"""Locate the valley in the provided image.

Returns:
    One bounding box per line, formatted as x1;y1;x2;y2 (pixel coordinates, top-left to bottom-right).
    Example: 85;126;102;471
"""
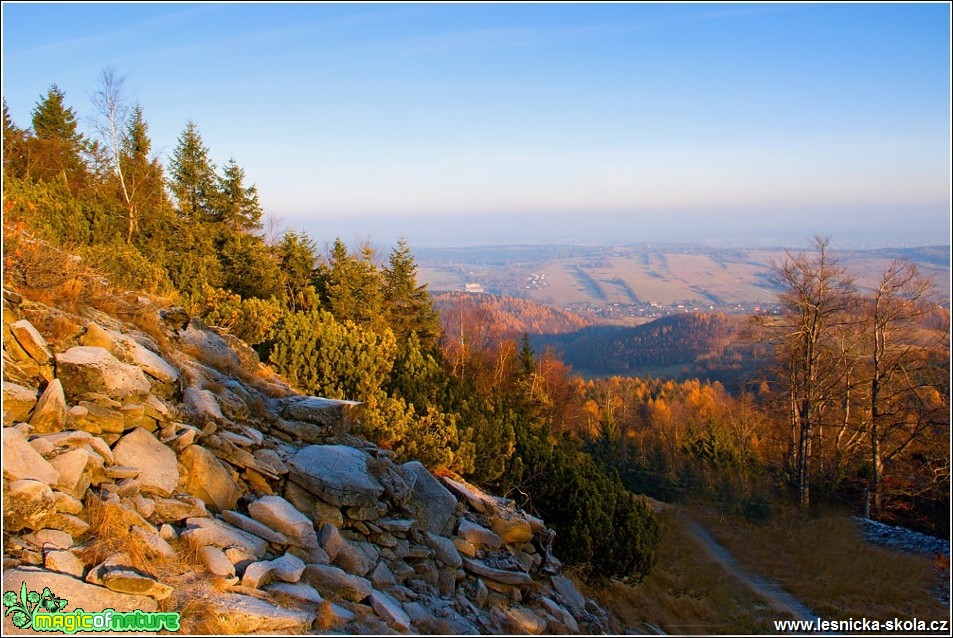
418;243;950;326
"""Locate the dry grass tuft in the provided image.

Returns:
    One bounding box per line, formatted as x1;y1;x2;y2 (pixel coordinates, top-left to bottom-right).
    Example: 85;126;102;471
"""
314;599;344;632
78;495;152;569
122;304;174;355
3;224;113;312
174;585;235;635
79;494;206;585
80;494;241;634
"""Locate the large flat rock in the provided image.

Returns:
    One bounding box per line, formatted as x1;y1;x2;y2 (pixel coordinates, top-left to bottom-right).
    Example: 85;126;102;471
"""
201;593;313;634
112;428;179;497
288;445;383;508
247;495;317;548
301;564;372;602
281;396;359;426
55;346;151;402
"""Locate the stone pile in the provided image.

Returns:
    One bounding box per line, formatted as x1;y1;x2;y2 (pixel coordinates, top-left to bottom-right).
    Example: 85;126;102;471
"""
2;288;610;634
853;517;950;558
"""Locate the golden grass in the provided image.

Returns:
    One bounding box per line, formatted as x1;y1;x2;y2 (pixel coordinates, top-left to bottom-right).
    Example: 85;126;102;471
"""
313;599;345;632
176;589;236;635
121;302;174;355
581;509;782;634
79;495;201;576
79;494;250;634
17;309;82;351
3;224;113;312
695;504;950;623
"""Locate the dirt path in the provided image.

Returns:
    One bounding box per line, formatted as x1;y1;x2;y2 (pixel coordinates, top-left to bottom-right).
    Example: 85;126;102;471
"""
675;513;815;622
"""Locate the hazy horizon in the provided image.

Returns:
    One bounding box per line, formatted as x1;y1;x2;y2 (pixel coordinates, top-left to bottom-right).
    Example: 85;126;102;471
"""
287;205;950;251
3;2;950;250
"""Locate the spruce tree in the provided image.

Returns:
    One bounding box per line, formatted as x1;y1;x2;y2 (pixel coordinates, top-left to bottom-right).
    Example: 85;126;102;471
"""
382;236;441;351
213;157;263;233
169;120;216;221
315;238;384;328
277;230;320;311
31;84;82;143
3;98;28;179
28;84;88;190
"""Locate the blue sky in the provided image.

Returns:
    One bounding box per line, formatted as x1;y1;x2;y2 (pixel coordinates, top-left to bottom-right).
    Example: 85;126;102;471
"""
2;2;950;247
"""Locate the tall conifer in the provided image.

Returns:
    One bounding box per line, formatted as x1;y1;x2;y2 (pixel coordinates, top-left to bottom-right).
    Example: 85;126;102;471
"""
169;120;216;221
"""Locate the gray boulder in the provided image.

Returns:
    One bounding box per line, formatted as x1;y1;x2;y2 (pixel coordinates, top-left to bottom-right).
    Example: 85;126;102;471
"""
458;518;504;549
247;495;317;549
402;461;457;535
179;444;241;512
198;545;236;578
221;510;290;545
288;445;384;507
182;387;227;423
183;517;268;558
2;427;60;485
301;563;373;602
264;581;324;604
200;593;313;634
281;396;359;427
370;590;411;631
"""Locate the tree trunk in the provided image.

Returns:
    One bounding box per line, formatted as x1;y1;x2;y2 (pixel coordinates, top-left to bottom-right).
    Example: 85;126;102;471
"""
798;399;811;507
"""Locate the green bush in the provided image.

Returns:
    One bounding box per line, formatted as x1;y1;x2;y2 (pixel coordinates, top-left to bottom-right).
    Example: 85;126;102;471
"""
82;242;171;295
187;285;283;346
501;419;660;581
265;309;397;400
356;391;472;473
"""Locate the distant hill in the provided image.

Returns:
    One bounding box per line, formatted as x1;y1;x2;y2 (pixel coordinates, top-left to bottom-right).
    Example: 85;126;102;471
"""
434;292;592;340
533;312;764;391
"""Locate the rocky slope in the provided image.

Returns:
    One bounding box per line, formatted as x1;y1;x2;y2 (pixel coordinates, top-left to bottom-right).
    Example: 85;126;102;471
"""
1;288;610;634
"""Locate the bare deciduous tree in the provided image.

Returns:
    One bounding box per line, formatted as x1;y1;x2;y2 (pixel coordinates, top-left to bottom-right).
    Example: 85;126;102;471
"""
767;235;857;507
865;258;940;517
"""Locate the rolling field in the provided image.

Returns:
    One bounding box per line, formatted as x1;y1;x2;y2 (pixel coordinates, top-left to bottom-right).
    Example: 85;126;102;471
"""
417;244;949;320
